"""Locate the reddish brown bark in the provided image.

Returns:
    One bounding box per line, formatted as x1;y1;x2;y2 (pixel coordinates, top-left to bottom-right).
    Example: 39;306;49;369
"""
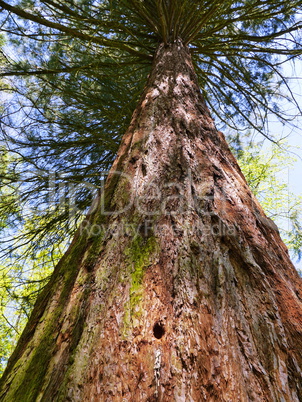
0;40;301;401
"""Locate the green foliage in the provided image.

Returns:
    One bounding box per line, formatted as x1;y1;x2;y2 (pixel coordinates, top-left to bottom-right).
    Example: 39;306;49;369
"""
0;246;63;375
0;268;16;374
0;147;21;230
236;140;302;263
287;210;302;267
0;146;65;373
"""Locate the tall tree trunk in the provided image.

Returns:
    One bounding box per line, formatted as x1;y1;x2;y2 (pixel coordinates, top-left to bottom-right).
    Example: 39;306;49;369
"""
1;40;302;402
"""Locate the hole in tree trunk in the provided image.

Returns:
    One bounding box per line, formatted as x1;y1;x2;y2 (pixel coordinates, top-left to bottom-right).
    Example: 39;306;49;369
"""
153;322;165;339
141;163;147;176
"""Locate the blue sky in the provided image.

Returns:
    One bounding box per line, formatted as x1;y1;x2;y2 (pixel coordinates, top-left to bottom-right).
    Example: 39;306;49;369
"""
270;57;302;270
282;58;302;195
259;56;301;197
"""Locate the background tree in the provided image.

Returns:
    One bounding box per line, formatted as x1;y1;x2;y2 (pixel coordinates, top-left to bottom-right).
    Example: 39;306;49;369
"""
0;1;301;400
235;138;302;266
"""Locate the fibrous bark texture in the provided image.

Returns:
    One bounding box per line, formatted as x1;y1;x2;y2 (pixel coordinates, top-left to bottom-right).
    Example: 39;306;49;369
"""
1;40;302;402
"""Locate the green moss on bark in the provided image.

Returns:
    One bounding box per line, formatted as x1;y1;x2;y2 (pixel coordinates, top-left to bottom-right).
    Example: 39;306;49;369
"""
123;235;157;333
